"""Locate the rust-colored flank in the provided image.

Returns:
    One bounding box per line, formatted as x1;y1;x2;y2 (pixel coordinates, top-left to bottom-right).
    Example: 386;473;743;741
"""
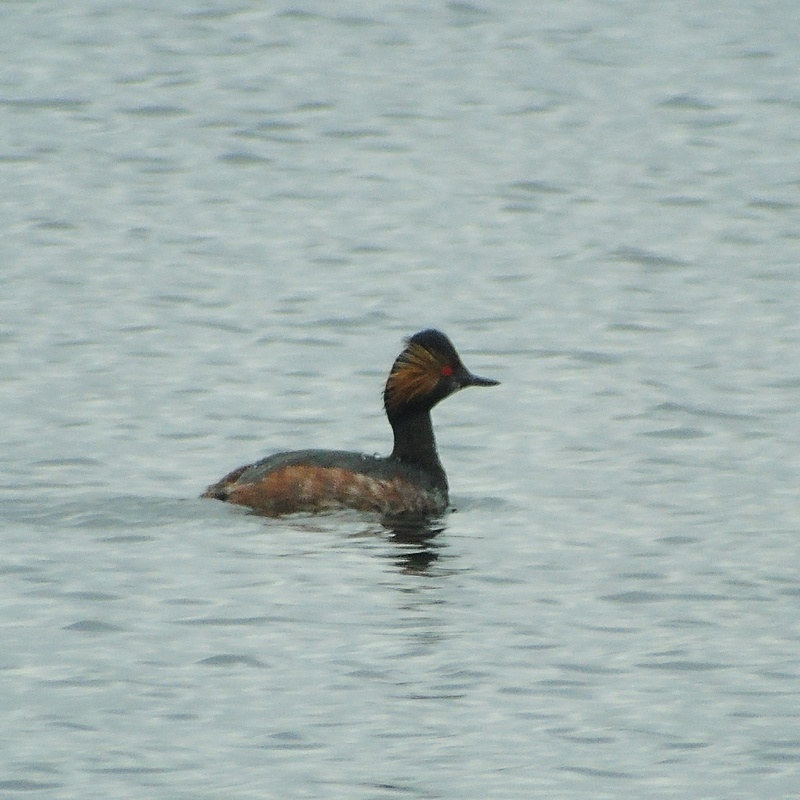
205;465;443;517
202;329;498;517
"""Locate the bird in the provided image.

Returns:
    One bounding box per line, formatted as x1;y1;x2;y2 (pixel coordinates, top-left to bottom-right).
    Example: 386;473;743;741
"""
202;329;498;516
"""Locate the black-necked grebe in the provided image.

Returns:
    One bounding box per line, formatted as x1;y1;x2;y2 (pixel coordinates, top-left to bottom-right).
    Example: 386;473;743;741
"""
202;329;498;516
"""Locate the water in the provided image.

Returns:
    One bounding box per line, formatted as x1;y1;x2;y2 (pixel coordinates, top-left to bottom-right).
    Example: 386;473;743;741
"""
2;1;799;798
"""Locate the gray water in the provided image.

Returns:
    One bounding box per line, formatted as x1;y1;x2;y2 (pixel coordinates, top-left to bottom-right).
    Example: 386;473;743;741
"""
2;1;800;798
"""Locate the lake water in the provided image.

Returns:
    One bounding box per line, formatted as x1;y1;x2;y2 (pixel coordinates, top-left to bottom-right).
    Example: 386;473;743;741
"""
2;1;799;798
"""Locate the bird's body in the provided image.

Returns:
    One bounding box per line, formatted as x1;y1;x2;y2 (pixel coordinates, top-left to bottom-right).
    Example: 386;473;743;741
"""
203;329;498;516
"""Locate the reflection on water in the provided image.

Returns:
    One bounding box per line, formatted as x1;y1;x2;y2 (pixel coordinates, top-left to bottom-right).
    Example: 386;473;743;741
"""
381;514;448;575
283;510;450;574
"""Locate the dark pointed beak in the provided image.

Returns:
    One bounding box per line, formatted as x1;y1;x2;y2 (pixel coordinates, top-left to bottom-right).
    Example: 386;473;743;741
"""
461;370;500;388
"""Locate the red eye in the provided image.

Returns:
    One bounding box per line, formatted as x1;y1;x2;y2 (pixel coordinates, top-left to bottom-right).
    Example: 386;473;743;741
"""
441;365;454;377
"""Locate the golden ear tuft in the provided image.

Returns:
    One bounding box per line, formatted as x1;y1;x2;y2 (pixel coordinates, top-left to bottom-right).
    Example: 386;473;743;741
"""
385;342;446;411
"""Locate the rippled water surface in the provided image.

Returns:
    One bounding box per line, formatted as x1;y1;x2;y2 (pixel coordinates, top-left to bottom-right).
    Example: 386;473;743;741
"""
2;2;800;798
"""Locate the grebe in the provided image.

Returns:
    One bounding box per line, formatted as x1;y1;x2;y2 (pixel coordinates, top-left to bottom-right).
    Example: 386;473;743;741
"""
202;329;498;516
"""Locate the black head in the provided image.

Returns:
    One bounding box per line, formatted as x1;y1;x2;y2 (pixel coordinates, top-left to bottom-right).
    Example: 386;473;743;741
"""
383;329;499;418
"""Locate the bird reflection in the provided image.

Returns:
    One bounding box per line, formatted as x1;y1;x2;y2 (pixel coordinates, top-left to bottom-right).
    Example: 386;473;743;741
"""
256;509;450;576
380;513;447;575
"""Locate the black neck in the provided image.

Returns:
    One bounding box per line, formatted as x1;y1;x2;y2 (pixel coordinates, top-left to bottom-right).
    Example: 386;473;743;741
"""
389;409;447;488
